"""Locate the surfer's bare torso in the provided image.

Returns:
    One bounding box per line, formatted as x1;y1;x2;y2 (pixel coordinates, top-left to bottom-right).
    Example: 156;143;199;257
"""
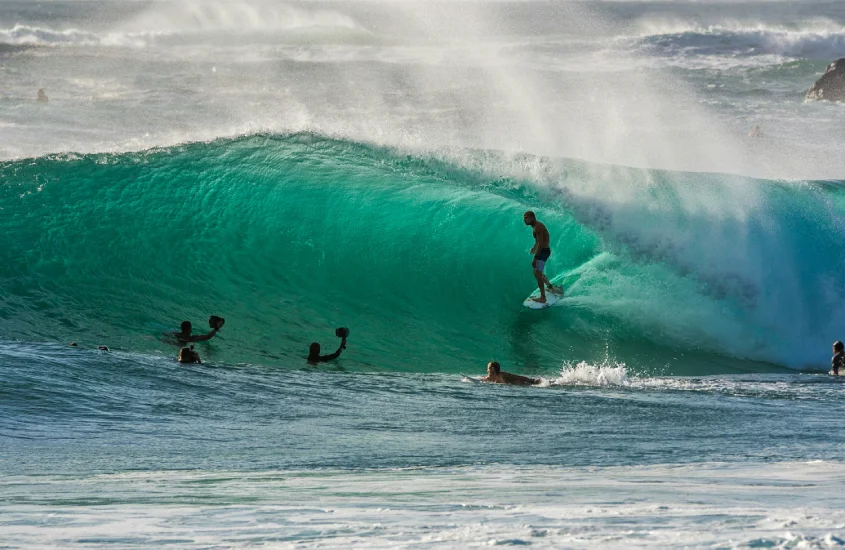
531;221;550;254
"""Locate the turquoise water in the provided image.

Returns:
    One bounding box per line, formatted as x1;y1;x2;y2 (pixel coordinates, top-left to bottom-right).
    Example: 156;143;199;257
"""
2;134;844;372
3;132;845;547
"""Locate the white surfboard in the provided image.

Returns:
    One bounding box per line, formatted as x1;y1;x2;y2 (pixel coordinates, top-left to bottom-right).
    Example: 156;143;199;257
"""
522;287;564;309
461;373;484;383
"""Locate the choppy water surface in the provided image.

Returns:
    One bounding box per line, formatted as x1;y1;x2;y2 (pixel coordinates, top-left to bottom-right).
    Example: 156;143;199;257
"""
2;343;845;547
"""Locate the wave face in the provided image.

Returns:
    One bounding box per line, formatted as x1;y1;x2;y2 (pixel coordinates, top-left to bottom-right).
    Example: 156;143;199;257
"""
1;134;844;373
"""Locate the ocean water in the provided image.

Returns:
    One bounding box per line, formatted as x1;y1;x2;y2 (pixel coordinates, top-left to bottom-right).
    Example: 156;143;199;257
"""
2;0;845;548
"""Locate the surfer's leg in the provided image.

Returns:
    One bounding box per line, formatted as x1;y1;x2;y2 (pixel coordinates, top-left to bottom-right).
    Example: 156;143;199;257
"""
532;271;547;302
532;258;547;302
543;275;562;294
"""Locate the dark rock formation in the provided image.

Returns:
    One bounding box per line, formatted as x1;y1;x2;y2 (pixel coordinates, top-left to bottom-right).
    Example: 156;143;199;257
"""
806;58;845;102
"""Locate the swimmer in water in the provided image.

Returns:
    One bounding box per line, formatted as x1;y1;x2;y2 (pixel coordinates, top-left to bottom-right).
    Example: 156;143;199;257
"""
173;319;221;344
480;361;540;386
832;341;844;376
307;335;347;364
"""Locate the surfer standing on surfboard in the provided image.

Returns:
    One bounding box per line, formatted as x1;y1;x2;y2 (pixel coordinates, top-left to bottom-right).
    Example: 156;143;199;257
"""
523;211;560;303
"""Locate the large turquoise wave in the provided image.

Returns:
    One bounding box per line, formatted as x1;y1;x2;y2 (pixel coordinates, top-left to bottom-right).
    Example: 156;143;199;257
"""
1;133;843;374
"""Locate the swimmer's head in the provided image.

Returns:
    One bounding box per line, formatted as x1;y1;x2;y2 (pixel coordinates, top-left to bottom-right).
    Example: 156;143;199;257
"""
834;341;844;353
309;342;320;358
523;211;536;225
488;361;501;375
180;321;192;333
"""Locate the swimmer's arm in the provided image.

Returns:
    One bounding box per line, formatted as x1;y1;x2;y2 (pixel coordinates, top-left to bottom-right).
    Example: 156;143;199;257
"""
320;341;346;362
192;328;219;342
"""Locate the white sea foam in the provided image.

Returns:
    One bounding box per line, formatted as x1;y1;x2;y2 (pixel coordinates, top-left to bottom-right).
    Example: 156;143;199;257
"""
632;20;845;60
634;18;845;39
2;462;843;548
0;3;368;49
0;24;103;47
0;24;160;48
546;360;631;387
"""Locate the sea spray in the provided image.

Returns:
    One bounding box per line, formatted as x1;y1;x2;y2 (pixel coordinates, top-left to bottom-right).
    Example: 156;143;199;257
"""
546;361;631;387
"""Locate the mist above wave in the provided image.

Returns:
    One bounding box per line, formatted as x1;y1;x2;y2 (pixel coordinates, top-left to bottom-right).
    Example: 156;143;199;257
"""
120;1;367;34
2;0;845;181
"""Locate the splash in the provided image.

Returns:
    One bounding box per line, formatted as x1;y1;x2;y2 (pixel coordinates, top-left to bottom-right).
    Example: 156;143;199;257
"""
547;361;631;387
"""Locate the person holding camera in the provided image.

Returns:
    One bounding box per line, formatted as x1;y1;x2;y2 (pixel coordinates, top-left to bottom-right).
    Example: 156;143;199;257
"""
174;315;225;344
308;327;349;363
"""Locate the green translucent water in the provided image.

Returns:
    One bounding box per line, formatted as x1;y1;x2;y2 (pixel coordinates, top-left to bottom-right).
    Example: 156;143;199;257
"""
1;133;842;373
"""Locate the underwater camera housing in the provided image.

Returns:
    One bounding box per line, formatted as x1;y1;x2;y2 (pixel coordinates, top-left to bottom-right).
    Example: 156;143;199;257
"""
209;315;225;330
335;327;350;339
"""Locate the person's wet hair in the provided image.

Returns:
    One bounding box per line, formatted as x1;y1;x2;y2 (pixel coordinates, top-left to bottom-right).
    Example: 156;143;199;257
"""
835;341;844;353
309;342;320;356
181;320;191;333
489;361;501;374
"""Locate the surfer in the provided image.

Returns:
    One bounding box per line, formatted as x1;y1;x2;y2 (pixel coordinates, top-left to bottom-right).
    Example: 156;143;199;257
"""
832;341;844;376
481;361;540;386
523;210;560;303
173;317;224;344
